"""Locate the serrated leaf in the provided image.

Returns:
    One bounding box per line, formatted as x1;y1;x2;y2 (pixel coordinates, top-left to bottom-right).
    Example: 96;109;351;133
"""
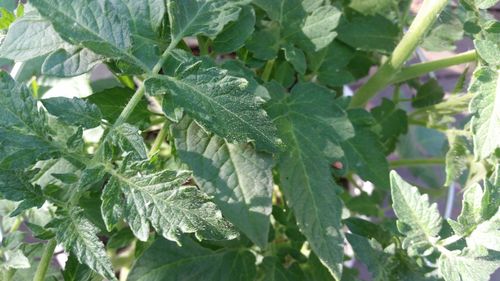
110;123;148;160
266;82;355;280
102;162;237;242
213;6;255;53
172;118;273;248
168;0;246;42
145;60;281;153
346;234;391;281
341;109;389;189
390;171;442;256
422;10;464;52
438;247;500;281
282;43;307;75
336;14;399;53
467;212;500;251
0;169;45;216
474;0;500;9
445;134;470;186
3;249;30;269
371;98;408;154
469;67;500;159
62;254;99;281
30;0;149;71
42;97;103;129
0;72;60;169
0;11;67;61
412;79;445;108
312;40;356;87
53;208;116;280
128;237;256;281
42;48;102;78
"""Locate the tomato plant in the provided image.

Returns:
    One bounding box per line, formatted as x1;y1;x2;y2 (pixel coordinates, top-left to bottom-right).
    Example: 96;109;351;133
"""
0;0;498;280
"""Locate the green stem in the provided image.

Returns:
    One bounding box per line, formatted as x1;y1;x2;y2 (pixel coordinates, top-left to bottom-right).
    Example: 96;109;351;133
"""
391;50;477;84
32;239;57;281
9;217;23;233
261;59;275;82
350;0;450;108
148;122;170;158
390;158;445;168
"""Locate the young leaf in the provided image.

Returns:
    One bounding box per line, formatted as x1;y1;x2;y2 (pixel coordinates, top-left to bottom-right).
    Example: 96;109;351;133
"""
469;67;500;159
145;60;282;153
52;208;116;280
445;134;470;186
438;247;500;281
172;118;273;248
109;123;148;160
0;11;68;61
102;163;237;242
412;79;445;108
128;237;256;281
266;82;355;280
42;48;102;78
167;0;246;42
42;97;103;129
390;171;443;256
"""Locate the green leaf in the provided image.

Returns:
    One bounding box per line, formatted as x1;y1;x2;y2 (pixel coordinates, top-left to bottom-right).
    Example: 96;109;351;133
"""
412;79;445;108
42;97;103;129
86;87;150;130
102;162;237;242
168;0;246;42
0;169;45;216
110;123;148;160
145;60;282;153
438;247;500;281
467;212;500;251
0;72;59;169
474;0;500;9
52;208;116;280
341;109;390;189
422;10;464;52
3;249;30;269
282;43;307;75
469;67;500;159
266;82;355;280
172;118;273;248
312;41;356;87
30;0;149;71
213;6;256;53
371;98;408;154
336;14;399;53
260;257;303;281
0;7;15;30
346;234;392;281
128;237;256;281
348;0;394;15
390;171;442;256
62;255;99;281
0;11;67;61
42;48;102;77
445;134;470;186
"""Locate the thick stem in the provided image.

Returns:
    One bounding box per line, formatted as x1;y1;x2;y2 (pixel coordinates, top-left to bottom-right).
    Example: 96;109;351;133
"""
148;122;170;158
392;50;477;83
390;158;445;168
350;0;450;108
32;239;57;281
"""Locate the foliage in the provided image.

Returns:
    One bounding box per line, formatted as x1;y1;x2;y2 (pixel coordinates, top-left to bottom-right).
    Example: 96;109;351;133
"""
0;0;498;280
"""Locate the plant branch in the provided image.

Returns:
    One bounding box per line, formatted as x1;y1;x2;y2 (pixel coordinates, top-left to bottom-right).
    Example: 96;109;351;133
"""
148;122;170;158
391;50;477;83
390;158;445;168
32;239;57;281
350;0;450;108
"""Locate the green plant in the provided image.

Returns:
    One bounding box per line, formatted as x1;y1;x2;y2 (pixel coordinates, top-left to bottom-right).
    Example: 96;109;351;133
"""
0;0;498;280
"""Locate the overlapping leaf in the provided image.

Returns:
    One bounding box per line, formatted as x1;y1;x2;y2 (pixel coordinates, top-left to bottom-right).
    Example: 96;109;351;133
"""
266;82;354;280
145;59;281;153
172;118;273;248
101;161;237;242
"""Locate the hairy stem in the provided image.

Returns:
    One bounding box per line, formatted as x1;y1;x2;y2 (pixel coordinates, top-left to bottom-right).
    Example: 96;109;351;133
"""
390;158;445;168
392;50;477;83
350;0;450;108
32;239;57;281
